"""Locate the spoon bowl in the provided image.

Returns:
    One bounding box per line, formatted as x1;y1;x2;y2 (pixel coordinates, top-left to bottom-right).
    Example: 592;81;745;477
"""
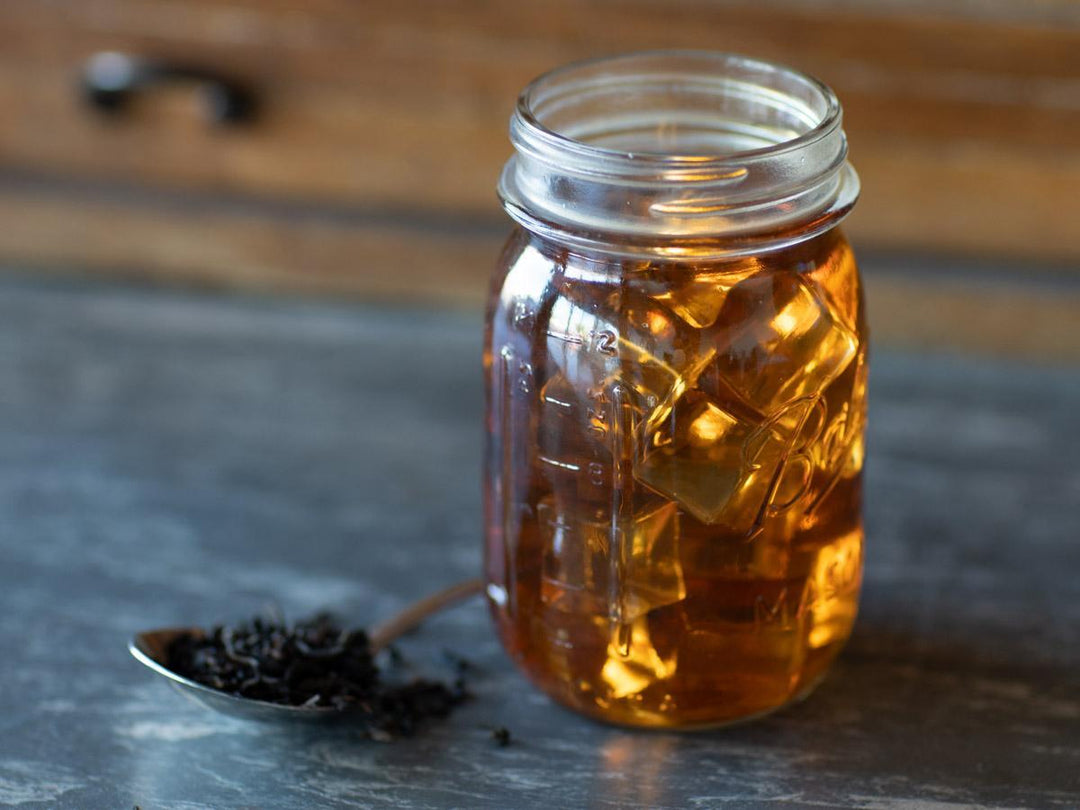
129;627;358;722
129;578;483;722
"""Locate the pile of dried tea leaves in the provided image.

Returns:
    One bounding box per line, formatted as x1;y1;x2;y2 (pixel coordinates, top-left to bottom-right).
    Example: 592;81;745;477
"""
166;612;466;738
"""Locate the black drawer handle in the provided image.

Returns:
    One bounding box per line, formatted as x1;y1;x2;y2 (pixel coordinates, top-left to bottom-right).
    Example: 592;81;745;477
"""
81;51;257;125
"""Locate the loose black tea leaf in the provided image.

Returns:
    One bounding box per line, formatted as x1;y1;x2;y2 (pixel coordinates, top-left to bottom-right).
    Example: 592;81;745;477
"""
166;612;466;737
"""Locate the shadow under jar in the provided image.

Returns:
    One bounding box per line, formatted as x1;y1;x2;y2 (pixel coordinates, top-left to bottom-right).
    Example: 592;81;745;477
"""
484;51;867;729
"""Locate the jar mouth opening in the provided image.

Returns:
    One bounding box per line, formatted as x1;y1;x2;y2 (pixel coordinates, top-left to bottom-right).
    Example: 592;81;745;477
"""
514;50;842;176
500;50;858;258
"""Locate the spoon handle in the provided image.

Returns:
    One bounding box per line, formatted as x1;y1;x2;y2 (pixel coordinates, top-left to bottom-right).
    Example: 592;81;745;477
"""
368;578;484;652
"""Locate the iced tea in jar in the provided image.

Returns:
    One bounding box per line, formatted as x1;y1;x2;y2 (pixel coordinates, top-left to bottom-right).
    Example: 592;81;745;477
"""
484;51;866;728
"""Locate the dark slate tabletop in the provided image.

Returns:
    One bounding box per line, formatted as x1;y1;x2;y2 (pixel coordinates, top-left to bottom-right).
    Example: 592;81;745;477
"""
0;275;1077;810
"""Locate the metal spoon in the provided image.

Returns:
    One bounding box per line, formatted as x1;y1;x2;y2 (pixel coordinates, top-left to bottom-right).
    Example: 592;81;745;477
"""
128;578;484;722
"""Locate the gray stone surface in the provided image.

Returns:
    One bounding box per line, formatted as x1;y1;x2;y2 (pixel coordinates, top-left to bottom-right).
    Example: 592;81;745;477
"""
0;276;1077;809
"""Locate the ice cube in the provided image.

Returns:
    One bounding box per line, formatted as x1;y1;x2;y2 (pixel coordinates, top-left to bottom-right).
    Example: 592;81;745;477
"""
711;272;857;415
538;496;685;624
842;348;870;476
601;616;678;699
545;288;713;420
634;392;819;532
649;260;761;329
805;232;861;333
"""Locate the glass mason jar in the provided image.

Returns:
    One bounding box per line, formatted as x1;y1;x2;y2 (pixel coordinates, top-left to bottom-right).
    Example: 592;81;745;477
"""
483;51;866;728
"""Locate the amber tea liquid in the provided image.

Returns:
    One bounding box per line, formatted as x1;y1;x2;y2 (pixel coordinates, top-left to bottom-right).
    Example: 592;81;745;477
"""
484;227;867;728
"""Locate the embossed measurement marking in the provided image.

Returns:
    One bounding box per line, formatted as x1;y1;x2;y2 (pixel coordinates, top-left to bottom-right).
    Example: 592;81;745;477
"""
512;302;535;328
542;392;573;410
538;455;581;472
586;387;609;438
547;329;619;356
546;329;585;346
592;330;617;356
587;461;605;486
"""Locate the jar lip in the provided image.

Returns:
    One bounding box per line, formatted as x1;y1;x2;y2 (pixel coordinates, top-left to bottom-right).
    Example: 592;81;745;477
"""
500;49;859;257
513;50;843;173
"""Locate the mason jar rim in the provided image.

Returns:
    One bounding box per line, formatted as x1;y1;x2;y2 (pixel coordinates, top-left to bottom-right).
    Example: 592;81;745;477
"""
498;50;860;258
514;50;843;171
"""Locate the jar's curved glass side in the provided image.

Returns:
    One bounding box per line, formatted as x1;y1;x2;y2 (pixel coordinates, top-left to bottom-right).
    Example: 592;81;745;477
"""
483;231;555;639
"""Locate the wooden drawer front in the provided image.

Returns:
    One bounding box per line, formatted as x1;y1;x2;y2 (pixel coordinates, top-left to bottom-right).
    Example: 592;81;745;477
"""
0;0;1079;260
0;0;521;214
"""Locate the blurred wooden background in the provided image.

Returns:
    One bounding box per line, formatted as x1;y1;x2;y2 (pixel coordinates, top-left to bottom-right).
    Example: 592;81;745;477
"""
0;0;1078;356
